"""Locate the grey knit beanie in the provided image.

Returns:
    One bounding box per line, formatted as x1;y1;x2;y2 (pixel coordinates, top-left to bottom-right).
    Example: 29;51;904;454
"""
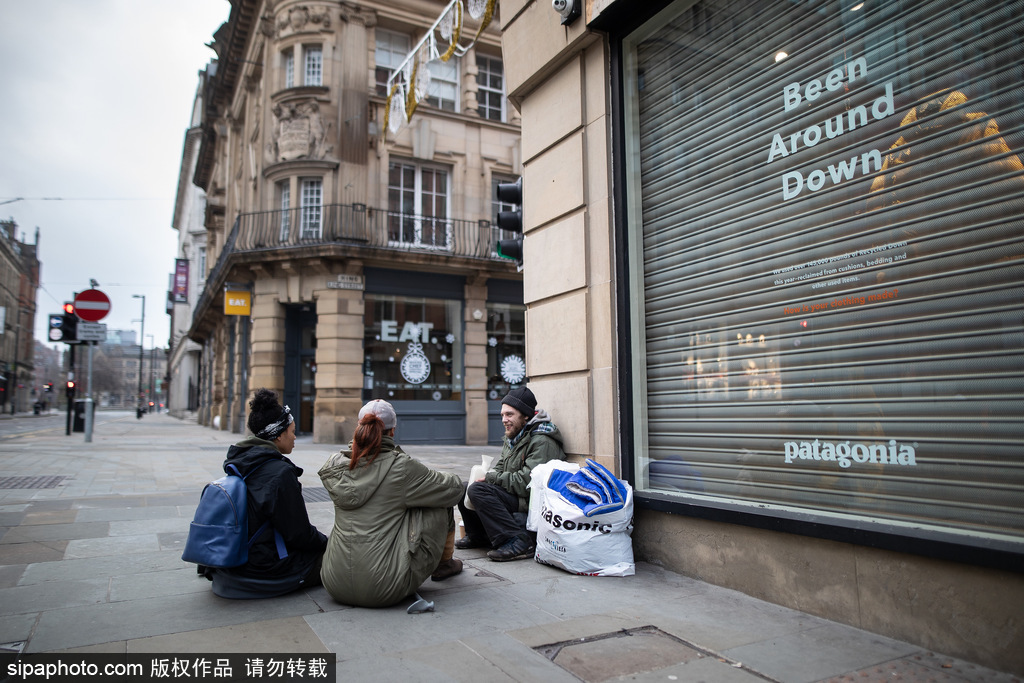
501;387;537;418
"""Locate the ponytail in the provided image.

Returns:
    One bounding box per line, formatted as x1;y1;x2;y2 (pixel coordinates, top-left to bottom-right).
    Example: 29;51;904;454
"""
350;413;385;470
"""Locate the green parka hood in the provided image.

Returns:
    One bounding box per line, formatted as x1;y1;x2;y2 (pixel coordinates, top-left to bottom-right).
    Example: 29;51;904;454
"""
319;435;401;510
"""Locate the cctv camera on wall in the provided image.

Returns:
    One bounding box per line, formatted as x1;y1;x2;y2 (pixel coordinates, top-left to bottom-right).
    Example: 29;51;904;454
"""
552;0;581;25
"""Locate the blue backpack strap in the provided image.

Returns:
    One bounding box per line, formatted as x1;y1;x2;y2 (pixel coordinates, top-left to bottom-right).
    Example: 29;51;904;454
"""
246;522;289;560
274;530;288;559
249;520;271;548
229;462;289;561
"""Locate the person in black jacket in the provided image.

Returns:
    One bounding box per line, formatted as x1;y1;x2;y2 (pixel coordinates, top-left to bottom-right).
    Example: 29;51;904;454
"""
206;388;328;599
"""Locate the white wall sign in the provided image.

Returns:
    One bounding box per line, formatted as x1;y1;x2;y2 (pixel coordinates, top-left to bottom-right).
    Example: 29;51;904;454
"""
326;274;365;290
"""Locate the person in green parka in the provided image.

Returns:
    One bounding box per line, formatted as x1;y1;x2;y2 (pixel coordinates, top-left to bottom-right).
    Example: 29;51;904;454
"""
318;399;464;608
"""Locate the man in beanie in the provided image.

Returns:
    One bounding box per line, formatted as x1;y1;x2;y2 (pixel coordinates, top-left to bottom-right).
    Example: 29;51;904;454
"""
457;387;566;561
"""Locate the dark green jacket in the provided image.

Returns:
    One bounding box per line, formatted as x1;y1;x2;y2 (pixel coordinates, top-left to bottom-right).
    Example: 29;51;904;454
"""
485;410;566;512
318;436;462;607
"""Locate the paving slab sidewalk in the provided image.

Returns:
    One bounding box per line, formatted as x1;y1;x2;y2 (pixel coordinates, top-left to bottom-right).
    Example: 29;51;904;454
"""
0;412;1019;682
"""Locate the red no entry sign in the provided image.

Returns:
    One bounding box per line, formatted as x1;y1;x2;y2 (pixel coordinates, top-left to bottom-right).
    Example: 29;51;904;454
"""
73;289;111;322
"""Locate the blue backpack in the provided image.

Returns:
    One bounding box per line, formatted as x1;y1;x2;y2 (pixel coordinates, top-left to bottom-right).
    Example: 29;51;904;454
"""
182;462;287;568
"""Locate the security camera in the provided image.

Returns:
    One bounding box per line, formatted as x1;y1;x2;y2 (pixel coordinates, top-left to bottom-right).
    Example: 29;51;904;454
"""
552;0;581;25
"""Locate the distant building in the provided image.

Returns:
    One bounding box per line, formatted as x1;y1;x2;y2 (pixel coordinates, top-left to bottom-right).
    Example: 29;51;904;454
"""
31;341;61;410
90;339;143;409
104;329;137;347
57;331;168;410
180;0;523;444
0;219;39;414
167;68;209;420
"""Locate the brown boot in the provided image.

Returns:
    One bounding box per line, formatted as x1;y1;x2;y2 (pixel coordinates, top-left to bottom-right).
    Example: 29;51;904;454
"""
431;557;463;581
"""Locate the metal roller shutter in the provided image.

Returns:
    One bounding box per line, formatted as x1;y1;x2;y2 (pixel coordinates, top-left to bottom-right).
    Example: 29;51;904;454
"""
622;0;1024;552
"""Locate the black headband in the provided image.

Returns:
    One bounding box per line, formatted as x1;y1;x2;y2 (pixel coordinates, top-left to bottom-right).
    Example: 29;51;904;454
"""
256;405;293;440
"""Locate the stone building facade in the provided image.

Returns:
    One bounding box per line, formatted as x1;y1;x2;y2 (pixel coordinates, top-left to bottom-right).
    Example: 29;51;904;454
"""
0;220;40;414
168;72;210;420
90;335;168;411
188;0;524;445
500;0;1024;675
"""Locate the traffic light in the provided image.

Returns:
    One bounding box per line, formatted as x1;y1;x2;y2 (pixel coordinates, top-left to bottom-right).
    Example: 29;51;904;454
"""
48;314;66;342
47;306;78;343
61;302;78;343
496;237;523;261
65;380;76;398
495;177;523;262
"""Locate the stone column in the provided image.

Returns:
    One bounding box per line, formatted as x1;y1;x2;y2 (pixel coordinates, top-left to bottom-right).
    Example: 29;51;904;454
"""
201;341;216;426
464;275;489;445
210;326;228;430
313;285;365;444
250;278;287;397
463;46;480;118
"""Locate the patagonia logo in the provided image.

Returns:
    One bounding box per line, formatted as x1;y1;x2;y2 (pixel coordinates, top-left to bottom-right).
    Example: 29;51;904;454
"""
783;439;917;469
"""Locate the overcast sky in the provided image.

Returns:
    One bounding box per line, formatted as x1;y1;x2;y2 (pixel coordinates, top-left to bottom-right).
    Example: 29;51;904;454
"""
0;0;230;350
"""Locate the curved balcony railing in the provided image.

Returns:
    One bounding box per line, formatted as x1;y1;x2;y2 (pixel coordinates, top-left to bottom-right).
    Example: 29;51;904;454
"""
191;204;518;336
234;203;503;256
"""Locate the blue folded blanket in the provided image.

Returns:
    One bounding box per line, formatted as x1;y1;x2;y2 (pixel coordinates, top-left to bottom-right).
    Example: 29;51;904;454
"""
551;459;628;517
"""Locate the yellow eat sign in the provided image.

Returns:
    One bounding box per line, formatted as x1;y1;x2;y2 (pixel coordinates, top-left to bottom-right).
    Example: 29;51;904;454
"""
224;290;251;316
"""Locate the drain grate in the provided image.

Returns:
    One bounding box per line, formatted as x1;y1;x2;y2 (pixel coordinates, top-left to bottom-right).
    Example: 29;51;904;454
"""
0;476;68;489
303;488;331;503
534;626;777;683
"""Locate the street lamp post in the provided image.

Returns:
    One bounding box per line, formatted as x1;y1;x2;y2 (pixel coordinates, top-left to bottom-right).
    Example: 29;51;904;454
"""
147;334;155;413
132;295;145;416
10;309;22;415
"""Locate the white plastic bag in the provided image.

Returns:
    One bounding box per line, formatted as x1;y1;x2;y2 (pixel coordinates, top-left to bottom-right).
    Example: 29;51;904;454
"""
464;454;495;510
527;460;579;532
535;477;635;577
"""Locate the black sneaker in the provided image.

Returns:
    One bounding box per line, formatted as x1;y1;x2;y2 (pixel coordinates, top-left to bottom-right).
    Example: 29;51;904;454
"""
455;535;488;550
487;535;536;562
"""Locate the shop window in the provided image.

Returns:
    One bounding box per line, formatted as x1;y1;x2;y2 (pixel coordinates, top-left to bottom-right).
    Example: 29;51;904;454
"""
621;0;1024;556
486;302;526;398
363;294;463;402
476;55;505;121
376;29;410;97
388;161;451;249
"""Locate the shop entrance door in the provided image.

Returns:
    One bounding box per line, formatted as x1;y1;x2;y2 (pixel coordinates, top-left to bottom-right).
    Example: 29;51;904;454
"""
283;305;317;435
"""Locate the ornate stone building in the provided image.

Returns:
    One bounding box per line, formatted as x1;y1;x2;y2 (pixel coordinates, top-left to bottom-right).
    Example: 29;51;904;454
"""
187;0;523;444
